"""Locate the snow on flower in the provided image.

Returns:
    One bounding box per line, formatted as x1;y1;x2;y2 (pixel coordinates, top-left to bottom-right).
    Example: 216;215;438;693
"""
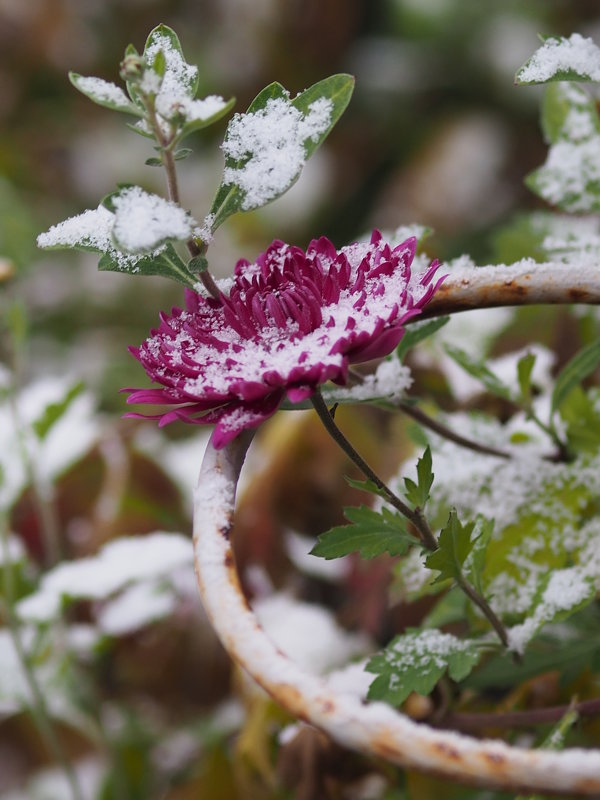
125;231;444;447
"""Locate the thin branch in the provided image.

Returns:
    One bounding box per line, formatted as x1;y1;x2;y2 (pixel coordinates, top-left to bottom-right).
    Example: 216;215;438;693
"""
147;102;221;301
397;401;512;460
438;697;600;733
310;391;438;550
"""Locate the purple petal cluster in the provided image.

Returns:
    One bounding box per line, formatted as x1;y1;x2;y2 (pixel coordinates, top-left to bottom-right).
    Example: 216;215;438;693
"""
125;231;443;447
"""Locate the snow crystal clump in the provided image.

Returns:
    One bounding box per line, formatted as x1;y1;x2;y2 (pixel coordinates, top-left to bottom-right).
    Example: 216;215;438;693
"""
518;33;600;83
222;96;332;209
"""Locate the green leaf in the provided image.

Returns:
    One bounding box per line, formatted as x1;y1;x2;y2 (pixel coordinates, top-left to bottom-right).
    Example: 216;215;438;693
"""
465;632;600;690
178;95;236;140
98;243;196;287
310;505;417;560
464;517;494;596
443;344;511;400
344;476;390;502
517;352;536;407
403;447;433;510
425;510;475;584
366;629;483;706
145;157;163;167
396;316;450;361
208;75;354;232
290;73;355;159
69;72;142;116
422;587;467;629
560;386;600;453
143;24;199;97
516;34;600;85
32;382;85;441
173;148;193;161
551;338;600;414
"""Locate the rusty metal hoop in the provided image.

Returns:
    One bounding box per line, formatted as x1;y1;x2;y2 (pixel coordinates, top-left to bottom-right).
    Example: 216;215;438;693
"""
193;264;600;795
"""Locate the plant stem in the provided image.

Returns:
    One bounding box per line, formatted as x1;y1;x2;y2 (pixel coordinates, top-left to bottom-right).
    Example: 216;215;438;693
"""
0;516;83;800
310;391;438;550
438;697;596;733
396;401;512;460
146;101;221;301
455;574;511;651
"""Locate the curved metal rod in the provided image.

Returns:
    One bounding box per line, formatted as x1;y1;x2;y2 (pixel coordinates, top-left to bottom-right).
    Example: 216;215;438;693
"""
193;435;600;796
422;260;600;318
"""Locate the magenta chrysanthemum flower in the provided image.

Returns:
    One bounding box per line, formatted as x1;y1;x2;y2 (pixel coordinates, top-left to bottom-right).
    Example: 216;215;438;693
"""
125;230;444;447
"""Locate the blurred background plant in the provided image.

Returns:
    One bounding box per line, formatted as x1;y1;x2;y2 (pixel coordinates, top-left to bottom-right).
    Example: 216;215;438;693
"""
2;1;600;798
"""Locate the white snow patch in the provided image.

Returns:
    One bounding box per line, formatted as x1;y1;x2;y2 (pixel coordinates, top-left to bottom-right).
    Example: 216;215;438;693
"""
518;33;600;83
222;95;332;209
17;532;193;622
252;593;371;675
74;76;133;108
111;186;196;253
98;580;177;635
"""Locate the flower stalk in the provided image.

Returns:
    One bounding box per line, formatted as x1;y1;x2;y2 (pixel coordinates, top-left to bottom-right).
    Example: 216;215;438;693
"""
310;391;438;550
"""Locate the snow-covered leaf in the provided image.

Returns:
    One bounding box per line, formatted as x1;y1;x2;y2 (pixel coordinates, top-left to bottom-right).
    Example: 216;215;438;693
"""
507;566;596;654
526;83;600;213
366;629;483;706
69;72;142;115
209;75;354;230
516;34;600;85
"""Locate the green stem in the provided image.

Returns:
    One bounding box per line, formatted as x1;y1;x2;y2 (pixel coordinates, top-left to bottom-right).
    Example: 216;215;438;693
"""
0;516;83;800
396;401;513;460
145;99;221;301
310;391;438;550
456;573;513;654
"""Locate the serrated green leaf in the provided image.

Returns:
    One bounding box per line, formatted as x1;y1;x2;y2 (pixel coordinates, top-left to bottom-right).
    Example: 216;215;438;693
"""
98;243;195;287
208;75;354;232
396;316;450;361
403;447;433;510
32;382;85;441
310;505;417;560
464;517;494;596
516;34;600;85
366;629;483;706
551;338;600;414
517;352;536;407
344;476;390;502
425;510;475;584
69;73;142;116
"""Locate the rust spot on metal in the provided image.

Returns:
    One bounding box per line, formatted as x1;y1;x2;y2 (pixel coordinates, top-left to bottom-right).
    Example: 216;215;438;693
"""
483;751;506;766
569;287;592;303
433;741;462;761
